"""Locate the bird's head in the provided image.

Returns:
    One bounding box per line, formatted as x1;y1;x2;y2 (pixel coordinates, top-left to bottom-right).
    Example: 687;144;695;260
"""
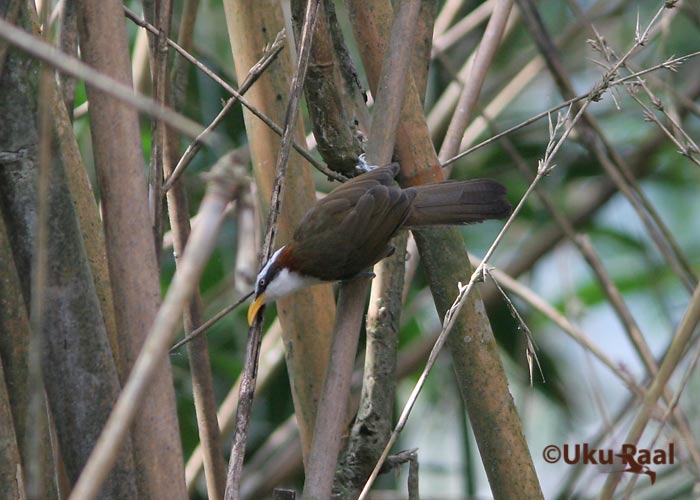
247;246;322;325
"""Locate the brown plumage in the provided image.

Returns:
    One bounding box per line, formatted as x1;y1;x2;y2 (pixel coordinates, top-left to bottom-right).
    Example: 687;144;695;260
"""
248;162;511;324
283;162;510;281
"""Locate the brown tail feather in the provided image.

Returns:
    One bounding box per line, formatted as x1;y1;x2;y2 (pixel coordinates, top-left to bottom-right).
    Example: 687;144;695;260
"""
404;179;511;226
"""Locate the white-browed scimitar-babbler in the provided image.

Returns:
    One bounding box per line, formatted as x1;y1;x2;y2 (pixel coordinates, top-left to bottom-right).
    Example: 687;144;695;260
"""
248;163;511;325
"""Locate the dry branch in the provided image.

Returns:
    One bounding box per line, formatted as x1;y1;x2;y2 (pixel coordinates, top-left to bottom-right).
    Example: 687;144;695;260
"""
223;2;327;498
156;1;229;495
349;1;543;498
76;0;187;496
69;153;247;500
223;0;336;469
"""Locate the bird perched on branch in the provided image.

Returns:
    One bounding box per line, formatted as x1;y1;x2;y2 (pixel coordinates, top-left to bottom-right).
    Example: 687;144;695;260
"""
248;162;510;324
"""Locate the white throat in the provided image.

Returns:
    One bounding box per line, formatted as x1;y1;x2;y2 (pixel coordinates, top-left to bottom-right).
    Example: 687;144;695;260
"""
263;268;322;303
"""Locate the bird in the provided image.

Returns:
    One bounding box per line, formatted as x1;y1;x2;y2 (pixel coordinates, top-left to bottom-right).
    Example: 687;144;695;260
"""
248;162;511;325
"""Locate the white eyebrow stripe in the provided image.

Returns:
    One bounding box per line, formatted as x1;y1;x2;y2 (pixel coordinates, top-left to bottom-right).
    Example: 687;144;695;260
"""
257;247;285;282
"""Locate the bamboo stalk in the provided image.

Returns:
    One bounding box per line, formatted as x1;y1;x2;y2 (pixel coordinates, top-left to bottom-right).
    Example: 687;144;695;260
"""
349;1;543;498
69;154;247;500
75;0;187;496
222;0;336;466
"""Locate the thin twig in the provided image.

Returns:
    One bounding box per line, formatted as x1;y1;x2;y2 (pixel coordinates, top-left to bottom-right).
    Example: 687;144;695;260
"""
441;51;700;168
629;91;700;167
497;126;700;468
124;7;344;182
69;156;246;500
481;262;640;393
163;30;287;191
361;4;678;489
169;291;253;352
185;321;284;493
499;129;656;368
538;0;699;294
0;15;205;141
576;7;700;290
223;1;323;498
486;269;543;386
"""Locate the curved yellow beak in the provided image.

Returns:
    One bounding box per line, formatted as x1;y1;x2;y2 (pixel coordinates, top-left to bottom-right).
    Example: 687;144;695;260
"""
247;294;266;326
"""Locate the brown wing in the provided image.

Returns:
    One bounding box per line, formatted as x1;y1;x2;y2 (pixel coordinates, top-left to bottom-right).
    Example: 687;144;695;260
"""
290;163;412;280
292;163;399;242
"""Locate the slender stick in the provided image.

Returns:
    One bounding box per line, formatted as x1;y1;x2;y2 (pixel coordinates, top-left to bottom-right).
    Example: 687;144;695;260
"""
437;0;513;161
69;156;245;500
0;15;204;140
123;7;343;182
163;30;287;191
223;1;323;498
361;1;677;489
169;291;253;352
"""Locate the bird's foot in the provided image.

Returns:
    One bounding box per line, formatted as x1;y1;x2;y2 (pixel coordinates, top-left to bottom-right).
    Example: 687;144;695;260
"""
355;153;378;174
346;271;376;281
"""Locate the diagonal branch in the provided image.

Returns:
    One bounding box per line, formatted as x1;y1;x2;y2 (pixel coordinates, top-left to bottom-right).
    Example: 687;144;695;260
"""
68;154;248;500
0;15;205;139
124;7;343;182
437;0;514;161
223;1;323;498
302;2;423;498
163;30;287;191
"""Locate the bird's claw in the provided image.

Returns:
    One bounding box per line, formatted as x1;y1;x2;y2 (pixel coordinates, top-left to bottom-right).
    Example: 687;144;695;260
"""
347;271;376;281
356;153;378;174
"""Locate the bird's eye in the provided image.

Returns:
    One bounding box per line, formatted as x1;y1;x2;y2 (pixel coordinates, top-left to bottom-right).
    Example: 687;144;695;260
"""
258;278;266;288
